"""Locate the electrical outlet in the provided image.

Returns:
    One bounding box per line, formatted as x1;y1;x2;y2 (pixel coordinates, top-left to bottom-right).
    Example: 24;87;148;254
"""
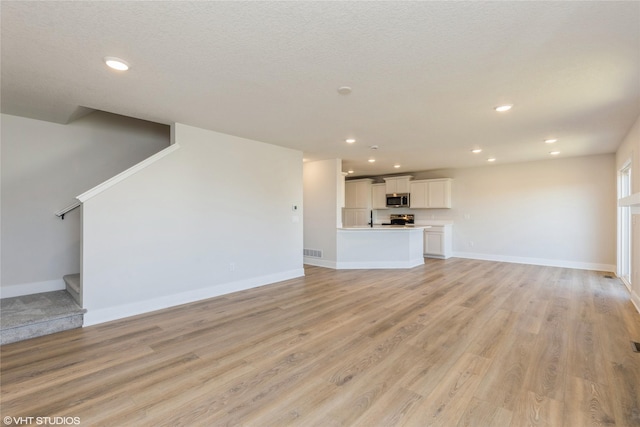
469;241;474;247
229;262;236;271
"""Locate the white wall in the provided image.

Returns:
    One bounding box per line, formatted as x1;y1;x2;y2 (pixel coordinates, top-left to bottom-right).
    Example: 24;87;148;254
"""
451;155;615;270
1;112;170;297
81;123;304;325
616;114;640;311
616;115;640;192
303;159;342;268
374;154;616;271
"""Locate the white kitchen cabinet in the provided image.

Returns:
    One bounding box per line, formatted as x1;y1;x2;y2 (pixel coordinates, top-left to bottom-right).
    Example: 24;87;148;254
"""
410;178;452;208
384;176;412;195
427;179;451;208
345;179;373;209
371;183;387;209
410;181;427;208
424;225;453;259
343;208;371;227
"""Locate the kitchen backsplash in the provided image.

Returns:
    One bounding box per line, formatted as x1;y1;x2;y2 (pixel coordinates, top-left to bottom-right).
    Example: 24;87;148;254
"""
373;208;455;224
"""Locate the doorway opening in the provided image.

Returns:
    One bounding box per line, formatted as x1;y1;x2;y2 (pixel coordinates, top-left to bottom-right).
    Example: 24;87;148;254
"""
618;160;632;288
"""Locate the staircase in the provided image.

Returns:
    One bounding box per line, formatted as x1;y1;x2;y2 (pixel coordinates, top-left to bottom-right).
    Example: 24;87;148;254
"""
0;275;86;345
1;199;88;346
63;273;81;305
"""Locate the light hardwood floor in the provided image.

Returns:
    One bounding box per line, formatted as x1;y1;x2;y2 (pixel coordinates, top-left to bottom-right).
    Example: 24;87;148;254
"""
1;259;639;426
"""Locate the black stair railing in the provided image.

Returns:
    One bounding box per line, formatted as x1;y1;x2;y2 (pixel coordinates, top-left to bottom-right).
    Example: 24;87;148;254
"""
55;201;81;220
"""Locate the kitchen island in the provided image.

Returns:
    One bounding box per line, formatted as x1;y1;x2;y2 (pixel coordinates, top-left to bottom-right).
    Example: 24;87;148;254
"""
336;226;430;269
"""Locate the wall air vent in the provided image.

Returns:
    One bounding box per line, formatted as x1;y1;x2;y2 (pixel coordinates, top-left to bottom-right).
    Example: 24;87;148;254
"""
303;249;323;258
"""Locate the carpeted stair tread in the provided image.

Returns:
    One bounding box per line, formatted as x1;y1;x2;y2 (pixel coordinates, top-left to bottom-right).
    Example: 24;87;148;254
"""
0;291;87;344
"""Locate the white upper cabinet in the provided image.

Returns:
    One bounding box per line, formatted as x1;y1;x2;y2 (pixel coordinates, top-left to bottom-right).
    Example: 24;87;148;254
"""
410;178;452;208
428;179;451;208
410;181;427;208
371;183;387;209
345;179;373;209
383;176;412;194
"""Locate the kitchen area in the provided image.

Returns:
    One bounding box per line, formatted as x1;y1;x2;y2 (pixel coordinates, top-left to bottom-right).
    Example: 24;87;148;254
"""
338;175;453;268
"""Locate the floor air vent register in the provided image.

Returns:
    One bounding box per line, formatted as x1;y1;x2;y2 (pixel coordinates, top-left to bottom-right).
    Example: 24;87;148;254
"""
303;249;323;258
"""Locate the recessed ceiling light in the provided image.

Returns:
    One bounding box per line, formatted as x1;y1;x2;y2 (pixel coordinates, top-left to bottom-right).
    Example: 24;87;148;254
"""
494;105;512;112
337;86;352;95
104;57;130;71
345;138;356;144
394;164;401;168
549;151;561;156
348;170;354;174
544;138;558;144
368;158;376;163
487;157;496;162
471;148;482;154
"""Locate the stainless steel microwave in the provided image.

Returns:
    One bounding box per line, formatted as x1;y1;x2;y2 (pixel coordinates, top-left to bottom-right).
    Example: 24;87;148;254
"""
386;193;409;208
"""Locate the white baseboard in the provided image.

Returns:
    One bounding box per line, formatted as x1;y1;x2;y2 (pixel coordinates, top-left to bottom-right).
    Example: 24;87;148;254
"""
630;289;640;315
83;268;305;326
0;279;66;299
452;252;615;273
303;257;337;269
304;257;425;270
620;276;632;292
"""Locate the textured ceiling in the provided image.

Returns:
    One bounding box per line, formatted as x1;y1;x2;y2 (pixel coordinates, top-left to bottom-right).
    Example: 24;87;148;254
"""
2;1;639;176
